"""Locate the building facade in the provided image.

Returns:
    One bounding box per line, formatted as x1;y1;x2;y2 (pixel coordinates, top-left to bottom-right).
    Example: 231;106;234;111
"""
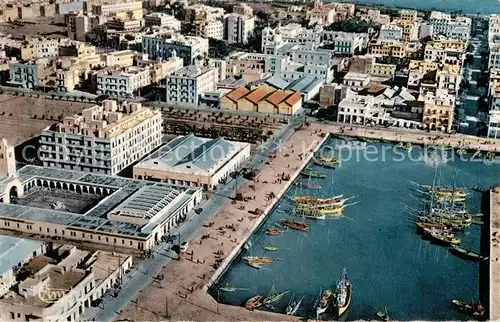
96;66;151;97
39;100;162;175
224;13;255;44
142;33;209;65
164;65;218;106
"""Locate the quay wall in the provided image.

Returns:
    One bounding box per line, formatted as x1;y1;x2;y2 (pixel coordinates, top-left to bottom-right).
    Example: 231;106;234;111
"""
488;187;500;320
203;133;331;291
320;123;500;153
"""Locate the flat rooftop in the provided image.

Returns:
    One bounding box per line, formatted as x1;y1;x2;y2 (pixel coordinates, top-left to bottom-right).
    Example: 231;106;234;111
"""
135;134;249;176
0;235;43;275
0;165;200;238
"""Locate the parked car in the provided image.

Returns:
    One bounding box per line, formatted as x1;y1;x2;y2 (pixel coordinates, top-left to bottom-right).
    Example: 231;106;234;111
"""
180;241;189;253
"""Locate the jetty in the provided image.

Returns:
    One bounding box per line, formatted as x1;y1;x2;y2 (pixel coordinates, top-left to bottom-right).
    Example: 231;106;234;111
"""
489;187;500;320
321;123;500;153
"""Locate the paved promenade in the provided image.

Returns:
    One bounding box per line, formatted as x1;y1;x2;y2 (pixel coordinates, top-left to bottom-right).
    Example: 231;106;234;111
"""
115;125;324;321
321;122;500;152
489;187;500;320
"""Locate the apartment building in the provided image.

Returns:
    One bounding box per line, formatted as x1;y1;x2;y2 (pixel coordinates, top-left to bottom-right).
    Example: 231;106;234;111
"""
379;24;403;41
144;13;181;30
194;19;223;39
306;2;336;26
489;42;500;70
390;19;420;42
19;38;61;60
59;42;97;58
358;9;390;25
368;40;406;57
489;14;500;42
436;64;461;94
96;66;151;97
134;54;184;83
106;17;143;31
224;13;255;44
67;13;106;42
370;63;396;79
142;32;209;65
424;40;466;66
429;11;471;41
184;4;224;22
92;1;143;18
399;9;418;22
39;100;162;175
261;23;324;50
407;60;440;88
422;90;455;133
8;58;54;89
322;31;368;55
164;65;218;106
487;72;500;138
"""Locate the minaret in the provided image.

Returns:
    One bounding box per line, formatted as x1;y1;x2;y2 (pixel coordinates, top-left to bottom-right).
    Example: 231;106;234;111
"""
0;138;16;177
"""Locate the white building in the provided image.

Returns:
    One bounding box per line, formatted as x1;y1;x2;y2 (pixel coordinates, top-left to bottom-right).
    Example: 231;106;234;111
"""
0;243;133;322
429;11;471;41
488;110;500;139
322;31;368;55
194;19;224;40
489;42;500;70
261;23;323;50
133;134;251;191
40;100;162;175
0;236;46;297
164;65;218;106
92;1;142;16
379;24;403;41
142;32;209;65
144;13;181;30
96;66;151;98
224;13;255;44
343;72;370;91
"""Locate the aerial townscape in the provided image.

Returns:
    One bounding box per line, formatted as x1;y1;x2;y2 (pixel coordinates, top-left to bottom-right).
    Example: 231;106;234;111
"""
0;0;499;320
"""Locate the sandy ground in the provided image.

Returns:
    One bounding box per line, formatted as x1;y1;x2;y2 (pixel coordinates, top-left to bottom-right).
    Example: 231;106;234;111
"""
0;17;66;38
490;187;500;320
116;125;325;321
321;123;500;152
0;95;93;146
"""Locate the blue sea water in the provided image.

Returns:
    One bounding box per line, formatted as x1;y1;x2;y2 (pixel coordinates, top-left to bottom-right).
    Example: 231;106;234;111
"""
212;139;500;320
335;0;500;14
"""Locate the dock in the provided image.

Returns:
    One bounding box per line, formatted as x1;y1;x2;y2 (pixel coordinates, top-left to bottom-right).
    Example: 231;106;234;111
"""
489;187;500;320
319;123;500;152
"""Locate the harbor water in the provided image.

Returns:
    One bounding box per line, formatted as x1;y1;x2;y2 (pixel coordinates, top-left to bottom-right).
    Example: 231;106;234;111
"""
334;0;500;14
210;138;500;320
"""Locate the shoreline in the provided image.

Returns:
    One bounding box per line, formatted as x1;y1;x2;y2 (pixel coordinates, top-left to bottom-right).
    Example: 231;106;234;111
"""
488;187;500;320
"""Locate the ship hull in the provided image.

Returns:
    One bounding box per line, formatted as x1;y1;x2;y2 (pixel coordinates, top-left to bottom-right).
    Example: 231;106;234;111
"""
337;284;352;318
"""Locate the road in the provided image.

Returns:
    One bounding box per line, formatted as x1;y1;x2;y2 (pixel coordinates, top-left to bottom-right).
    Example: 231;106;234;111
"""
81;121;298;322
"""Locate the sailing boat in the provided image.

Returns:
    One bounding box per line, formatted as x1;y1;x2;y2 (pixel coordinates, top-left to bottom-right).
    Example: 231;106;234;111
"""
262;286;290;308
316;289;334;317
286;293;304;315
335;268;352;318
376;306;390;321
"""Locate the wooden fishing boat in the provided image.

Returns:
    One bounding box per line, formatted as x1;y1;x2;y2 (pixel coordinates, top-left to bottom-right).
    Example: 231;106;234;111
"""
264;246;279;251
246;261;262;269
292;194;344;206
300;169;327;179
449;244;488;261
302;212;327;220
245;295;263;310
243;256;274;264
313;156;340;168
280;219;310;232
296;204;344;216
427;230;461;245
266;227;282;235
375;306;390;321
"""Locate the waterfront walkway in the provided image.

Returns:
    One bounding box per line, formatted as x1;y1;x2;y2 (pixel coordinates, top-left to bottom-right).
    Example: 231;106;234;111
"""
490;187;500;320
320;123;500;152
115;124;323;321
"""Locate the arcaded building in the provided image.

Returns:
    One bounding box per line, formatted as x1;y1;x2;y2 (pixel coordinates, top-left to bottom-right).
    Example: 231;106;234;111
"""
0;166;202;251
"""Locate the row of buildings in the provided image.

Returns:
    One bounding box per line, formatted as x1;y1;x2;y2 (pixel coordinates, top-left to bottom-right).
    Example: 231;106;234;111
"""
487;15;500;138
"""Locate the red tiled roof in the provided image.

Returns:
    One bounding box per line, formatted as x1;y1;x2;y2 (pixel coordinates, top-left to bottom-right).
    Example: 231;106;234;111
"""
225;86;250;102
244;86;275;104
265;90;289;106
285;92;302;106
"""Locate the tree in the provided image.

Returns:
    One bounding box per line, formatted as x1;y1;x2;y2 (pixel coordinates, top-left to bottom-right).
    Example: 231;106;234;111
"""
324;18;378;33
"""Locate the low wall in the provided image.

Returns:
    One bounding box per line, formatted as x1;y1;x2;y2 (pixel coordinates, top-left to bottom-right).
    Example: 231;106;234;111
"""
204;133;330;292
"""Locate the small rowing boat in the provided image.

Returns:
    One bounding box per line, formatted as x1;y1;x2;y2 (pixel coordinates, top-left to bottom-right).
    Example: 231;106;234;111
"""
245;295;263;310
264;246;279;251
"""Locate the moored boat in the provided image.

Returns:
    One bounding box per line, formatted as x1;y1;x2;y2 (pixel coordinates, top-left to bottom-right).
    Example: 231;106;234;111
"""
266;227;282;235
264;246;279;251
245;295;263;310
243;256;274;264
376;306;390;321
316;289;334;317
301;169;328;178
286;294;304;316
263;286;290;306
280;219;310;232
452;299;485;317
426;230;461;245
246;261;262;269
449;244;488;261
302;212;327;220
335;268;352;318
294;181;322;190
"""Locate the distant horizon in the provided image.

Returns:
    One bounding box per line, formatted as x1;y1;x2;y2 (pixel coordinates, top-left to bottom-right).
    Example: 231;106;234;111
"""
334;0;500;15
